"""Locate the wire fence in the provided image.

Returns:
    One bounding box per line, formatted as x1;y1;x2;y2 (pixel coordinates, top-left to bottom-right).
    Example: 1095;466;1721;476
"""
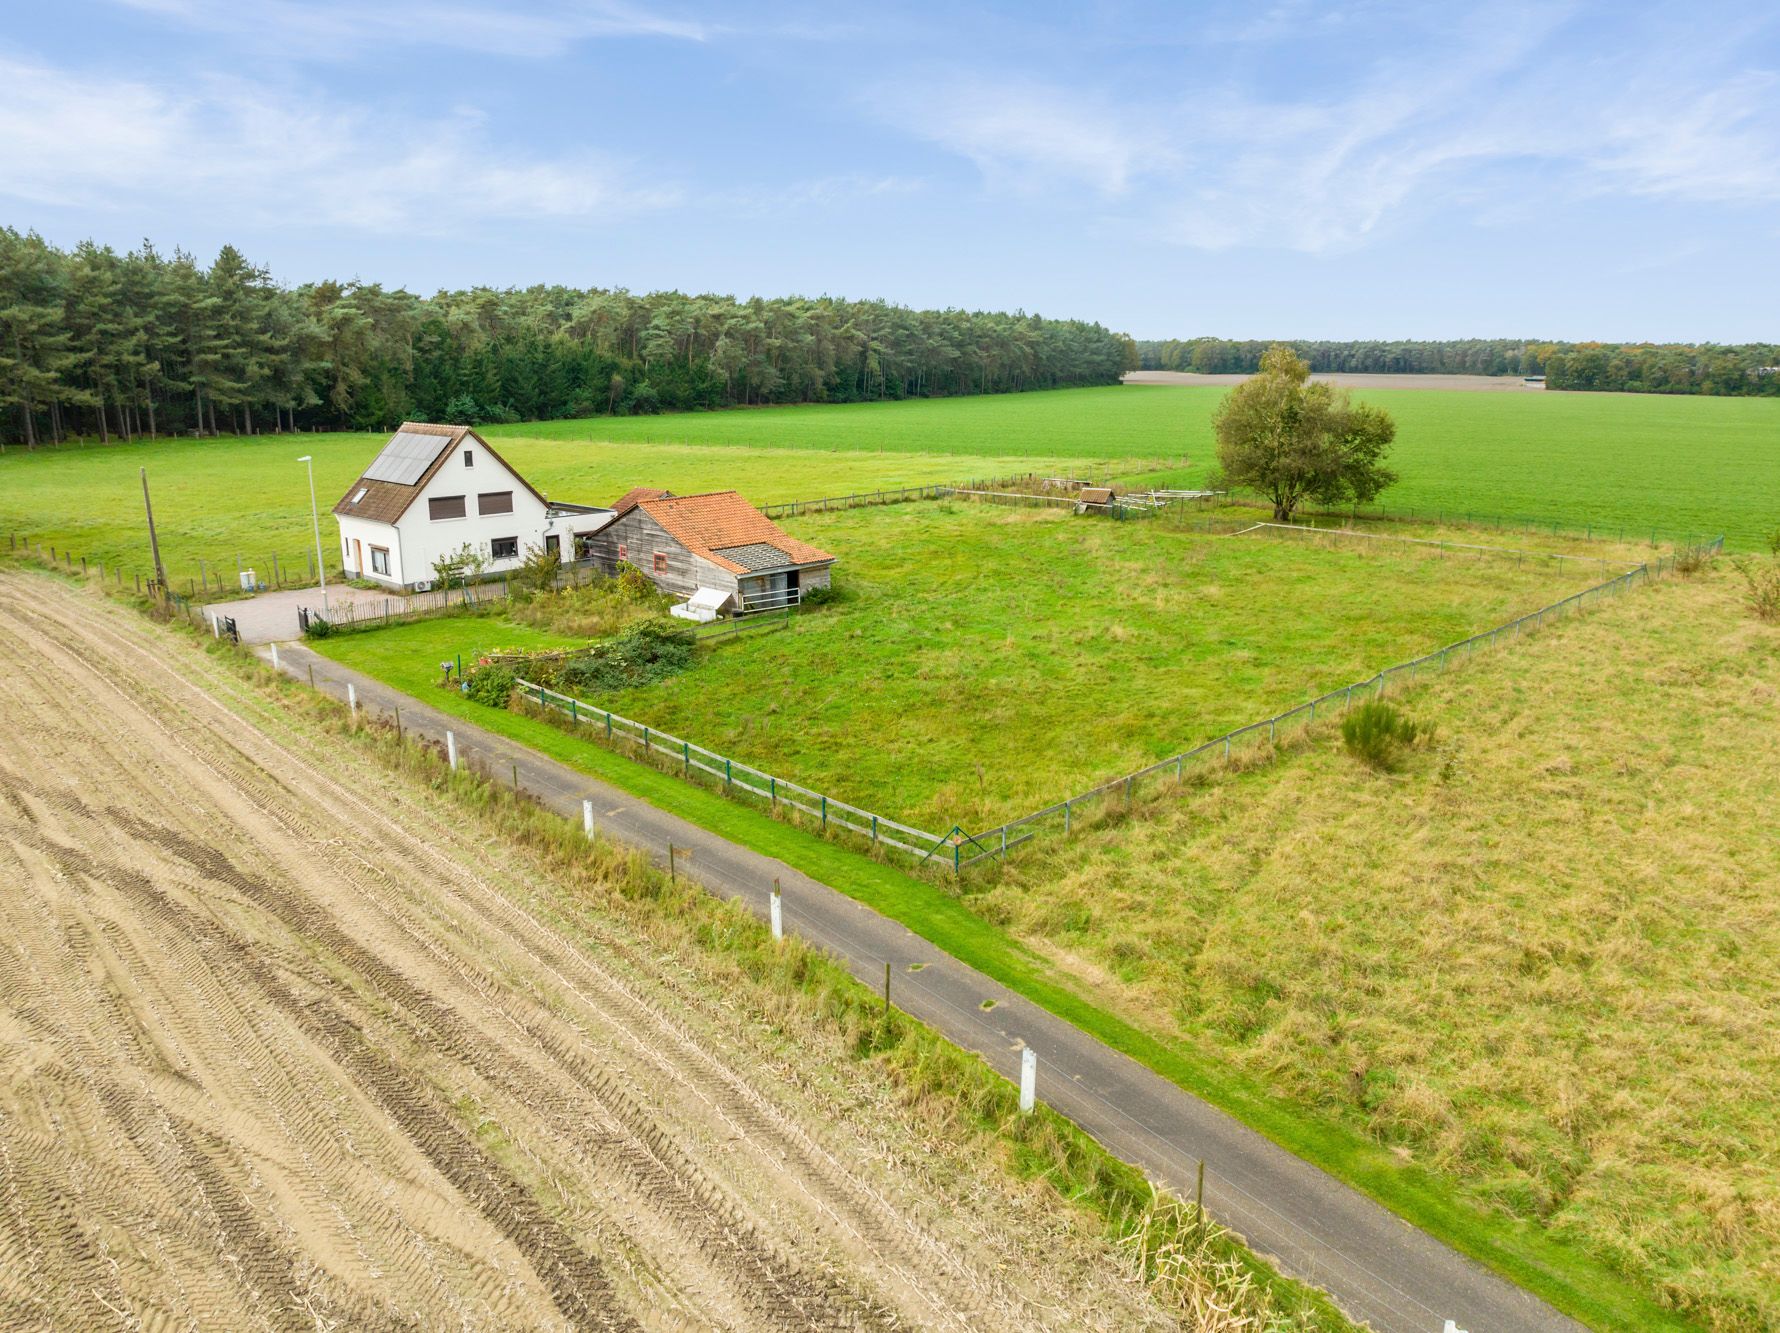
1234;521;1631;575
1251;498;1720;551
514;678;953;863
959;535;1725;866
5;531;320;600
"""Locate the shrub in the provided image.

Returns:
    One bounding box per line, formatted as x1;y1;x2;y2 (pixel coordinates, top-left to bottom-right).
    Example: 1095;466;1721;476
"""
509;576;665;638
799;583;844;608
614;561;655;602
555;621;696;694
510;543;561;600
1732;556;1780;622
1341;700;1427;771
463;662;516;708
1673;543;1712;576
303;613;334;639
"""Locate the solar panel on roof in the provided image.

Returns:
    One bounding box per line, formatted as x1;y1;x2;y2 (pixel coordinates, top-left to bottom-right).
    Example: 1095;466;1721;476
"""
362;431;447;486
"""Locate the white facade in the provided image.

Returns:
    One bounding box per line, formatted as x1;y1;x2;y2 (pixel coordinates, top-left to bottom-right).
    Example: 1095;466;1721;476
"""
338;434;609;590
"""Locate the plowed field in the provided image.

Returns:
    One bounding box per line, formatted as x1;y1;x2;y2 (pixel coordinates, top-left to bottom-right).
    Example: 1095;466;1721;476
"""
0;571;1162;1331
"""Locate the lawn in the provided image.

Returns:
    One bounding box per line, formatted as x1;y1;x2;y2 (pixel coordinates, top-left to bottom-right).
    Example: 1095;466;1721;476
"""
319;503;1611;836
492;386;1780;549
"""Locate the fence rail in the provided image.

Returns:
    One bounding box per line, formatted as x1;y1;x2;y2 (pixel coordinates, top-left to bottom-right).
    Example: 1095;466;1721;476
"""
515;678;950;862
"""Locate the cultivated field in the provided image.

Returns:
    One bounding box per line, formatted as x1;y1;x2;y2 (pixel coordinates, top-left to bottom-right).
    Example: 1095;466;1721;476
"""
0;569;1204;1331
494;387;1780;548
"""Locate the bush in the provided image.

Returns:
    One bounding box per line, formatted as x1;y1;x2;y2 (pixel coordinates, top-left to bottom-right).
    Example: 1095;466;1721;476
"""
800;583;844;607
614;561;656;602
463;662;516;708
303;614;334;639
1341;700;1427;771
555;621;696;694
509;575;665;638
1732;557;1780;622
510;543;561;600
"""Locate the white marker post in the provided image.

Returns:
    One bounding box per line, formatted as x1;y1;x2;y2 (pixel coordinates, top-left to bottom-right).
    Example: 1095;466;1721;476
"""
446;731;458;770
582;799;594;836
347;682;357;720
1019;1047;1037;1114
269;642;280;671
769;880;783;941
210;612;220;638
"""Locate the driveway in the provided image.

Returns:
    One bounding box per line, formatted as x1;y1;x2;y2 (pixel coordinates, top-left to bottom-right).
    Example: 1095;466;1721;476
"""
202;584;401;643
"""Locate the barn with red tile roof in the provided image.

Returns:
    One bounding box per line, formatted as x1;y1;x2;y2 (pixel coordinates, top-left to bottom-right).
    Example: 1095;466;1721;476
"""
590;489;836;613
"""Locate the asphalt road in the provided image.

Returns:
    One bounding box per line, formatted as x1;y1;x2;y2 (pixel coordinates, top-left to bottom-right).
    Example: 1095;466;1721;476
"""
269;641;1583;1333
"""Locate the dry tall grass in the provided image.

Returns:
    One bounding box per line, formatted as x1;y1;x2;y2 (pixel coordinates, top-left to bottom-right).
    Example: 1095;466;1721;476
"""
977;564;1780;1329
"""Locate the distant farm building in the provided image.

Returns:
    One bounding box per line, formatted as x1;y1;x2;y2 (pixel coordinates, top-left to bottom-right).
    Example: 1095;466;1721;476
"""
333;423;611;590
590;489;836;613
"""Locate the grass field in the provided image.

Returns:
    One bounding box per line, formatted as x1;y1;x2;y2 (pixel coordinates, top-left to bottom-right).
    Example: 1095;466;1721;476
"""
492;386;1780;548
1;383;1772;596
0;427;1135;593
973;561;1780;1330
311;504;1613;834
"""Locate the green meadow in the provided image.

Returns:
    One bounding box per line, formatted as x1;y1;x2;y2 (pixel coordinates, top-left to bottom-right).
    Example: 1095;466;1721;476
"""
1;383;1773;594
498;386;1780;548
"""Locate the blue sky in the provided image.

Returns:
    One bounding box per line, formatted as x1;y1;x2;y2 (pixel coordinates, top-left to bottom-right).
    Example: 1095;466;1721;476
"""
3;1;1776;340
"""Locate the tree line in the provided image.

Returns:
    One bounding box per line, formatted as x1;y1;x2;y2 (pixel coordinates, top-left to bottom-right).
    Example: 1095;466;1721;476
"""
1137;338;1780;396
0;229;1137;448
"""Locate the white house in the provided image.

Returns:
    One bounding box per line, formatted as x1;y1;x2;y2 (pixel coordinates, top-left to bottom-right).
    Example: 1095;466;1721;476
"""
332;422;613;590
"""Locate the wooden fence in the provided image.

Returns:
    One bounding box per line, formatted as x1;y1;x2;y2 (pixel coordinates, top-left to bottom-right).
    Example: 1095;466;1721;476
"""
515;678;950;862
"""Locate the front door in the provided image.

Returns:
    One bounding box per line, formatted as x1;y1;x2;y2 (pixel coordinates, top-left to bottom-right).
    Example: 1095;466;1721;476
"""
353;538;363;576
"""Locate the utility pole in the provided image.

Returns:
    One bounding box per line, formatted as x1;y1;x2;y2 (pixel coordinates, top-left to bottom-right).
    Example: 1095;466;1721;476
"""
141;467;166;595
298;455;328;614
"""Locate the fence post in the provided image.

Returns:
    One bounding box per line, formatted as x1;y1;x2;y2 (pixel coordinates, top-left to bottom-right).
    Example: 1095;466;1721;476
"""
606;711;613;738
820;795;828;829
683;739;690;775
1019;1047;1037;1114
447;731;457;770
770;879;783;940
269;642;280;671
1064;800;1071;834
347;682;357;720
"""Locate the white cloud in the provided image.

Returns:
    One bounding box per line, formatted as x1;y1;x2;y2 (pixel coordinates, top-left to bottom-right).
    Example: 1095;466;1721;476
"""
0;55;681;233
871;8;1780;254
109;0;711;58
872;76;1155;196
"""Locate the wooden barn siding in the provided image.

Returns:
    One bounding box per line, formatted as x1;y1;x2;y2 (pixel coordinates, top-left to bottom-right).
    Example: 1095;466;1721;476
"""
591;510;739;601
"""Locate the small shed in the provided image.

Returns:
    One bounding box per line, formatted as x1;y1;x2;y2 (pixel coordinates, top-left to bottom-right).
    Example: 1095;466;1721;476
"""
1075;487;1115;514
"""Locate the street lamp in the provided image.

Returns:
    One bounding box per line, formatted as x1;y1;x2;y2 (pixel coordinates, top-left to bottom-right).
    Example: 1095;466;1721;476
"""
298;455;328;614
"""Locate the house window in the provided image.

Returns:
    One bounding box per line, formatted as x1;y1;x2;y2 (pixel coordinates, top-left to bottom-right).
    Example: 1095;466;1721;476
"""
463;449;473;468
478;490;513;516
370;546;390;576
652;552;667;573
616;542;628;561
490;536;519;560
574;531;597;560
429;495;466;520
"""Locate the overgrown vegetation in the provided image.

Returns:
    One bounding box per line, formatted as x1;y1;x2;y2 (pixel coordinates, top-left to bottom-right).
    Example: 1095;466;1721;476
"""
1339;700;1428;770
1732;554;1780;621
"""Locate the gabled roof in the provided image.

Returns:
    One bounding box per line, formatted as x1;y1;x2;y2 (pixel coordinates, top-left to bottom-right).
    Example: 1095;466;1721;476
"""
611;486;672;517
333;422;545;525
634;491;836;575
